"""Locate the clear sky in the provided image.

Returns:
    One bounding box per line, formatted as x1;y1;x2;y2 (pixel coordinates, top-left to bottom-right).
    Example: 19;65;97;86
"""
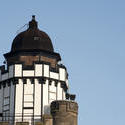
0;0;125;125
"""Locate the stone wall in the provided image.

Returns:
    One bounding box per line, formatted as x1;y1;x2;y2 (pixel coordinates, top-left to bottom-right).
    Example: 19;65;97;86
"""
7;55;57;68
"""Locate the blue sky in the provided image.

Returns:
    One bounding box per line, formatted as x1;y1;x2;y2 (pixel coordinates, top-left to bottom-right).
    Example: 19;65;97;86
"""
0;0;125;125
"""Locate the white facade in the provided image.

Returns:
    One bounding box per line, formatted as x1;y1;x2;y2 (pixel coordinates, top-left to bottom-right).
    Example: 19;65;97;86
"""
0;63;69;123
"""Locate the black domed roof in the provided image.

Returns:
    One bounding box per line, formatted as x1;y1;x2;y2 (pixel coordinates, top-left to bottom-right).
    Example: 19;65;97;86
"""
11;16;54;53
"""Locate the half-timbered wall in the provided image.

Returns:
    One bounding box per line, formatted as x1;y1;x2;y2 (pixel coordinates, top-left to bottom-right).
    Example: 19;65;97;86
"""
0;63;69;123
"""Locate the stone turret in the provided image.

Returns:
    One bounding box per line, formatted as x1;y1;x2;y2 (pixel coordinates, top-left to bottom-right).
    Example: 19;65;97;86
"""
51;100;78;125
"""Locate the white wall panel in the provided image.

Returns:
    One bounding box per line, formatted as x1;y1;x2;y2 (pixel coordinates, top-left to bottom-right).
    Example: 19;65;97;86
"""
49;81;57;104
0;86;3;113
5;111;9;121
62;90;66;100
59;68;65;81
4;86;9;98
9;65;14;78
57;82;63;100
4;98;9;105
14;64;22;77
24;95;33;102
15;79;23;116
3;112;5;121
23;109;33;114
49;82;56;92
14;118;22;122
24;79;33;94
2;73;8;81
35;64;43;76
23;116;32;124
43;65;49;77
24;103;33;107
23;109;33;124
50;72;59;79
23;70;34;77
34;79;41;116
43;80;49;114
3;105;9;111
49;92;56;100
9;83;15;121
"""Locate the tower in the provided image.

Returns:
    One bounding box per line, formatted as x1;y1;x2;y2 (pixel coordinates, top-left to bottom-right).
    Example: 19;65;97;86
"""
0;16;78;125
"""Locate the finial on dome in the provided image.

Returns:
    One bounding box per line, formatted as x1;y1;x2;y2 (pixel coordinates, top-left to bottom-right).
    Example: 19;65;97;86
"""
29;15;38;29
32;15;35;20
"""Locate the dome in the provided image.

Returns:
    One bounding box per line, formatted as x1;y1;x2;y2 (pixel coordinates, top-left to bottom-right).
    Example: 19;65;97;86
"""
11;16;54;53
